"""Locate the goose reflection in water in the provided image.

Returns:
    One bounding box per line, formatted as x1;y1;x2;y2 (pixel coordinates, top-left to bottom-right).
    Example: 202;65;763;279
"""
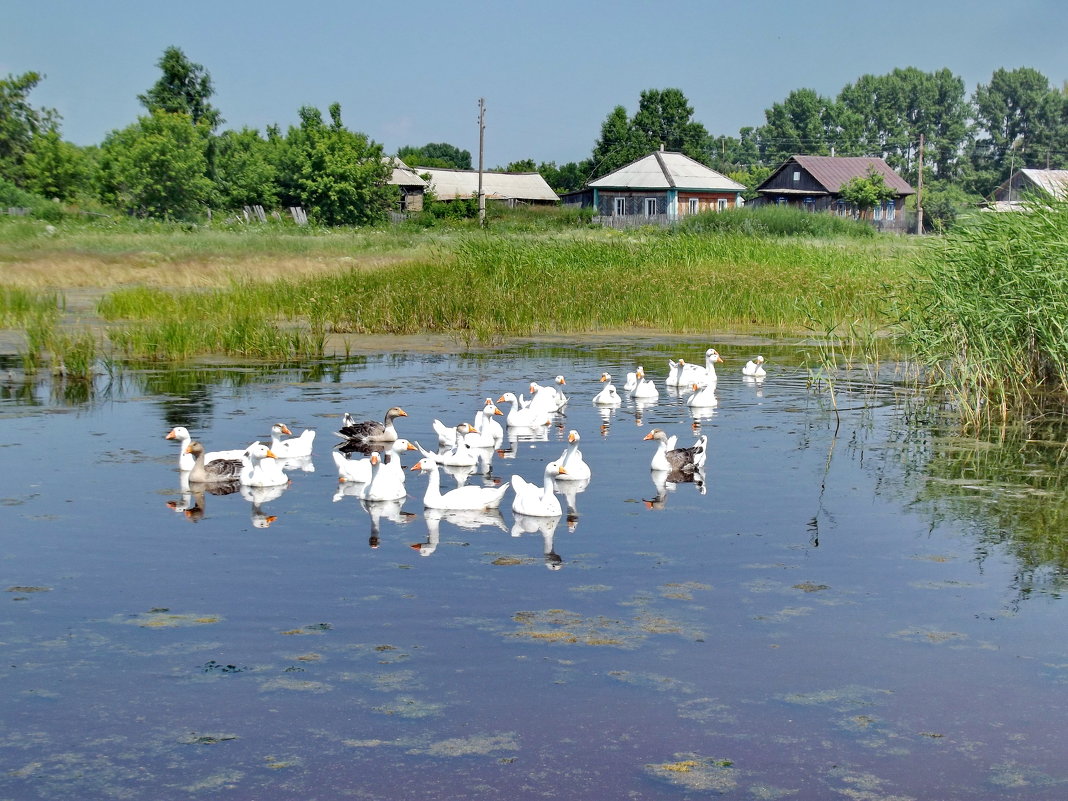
511;513;564;569
554;475;590;532
241;483;288;528
644;467;706;510
276;454;315;474
167;478;242;522
411;508;507;556
360;498;417;550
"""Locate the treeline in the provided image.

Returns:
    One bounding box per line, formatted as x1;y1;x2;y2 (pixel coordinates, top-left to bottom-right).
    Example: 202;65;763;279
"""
2;48;1065;226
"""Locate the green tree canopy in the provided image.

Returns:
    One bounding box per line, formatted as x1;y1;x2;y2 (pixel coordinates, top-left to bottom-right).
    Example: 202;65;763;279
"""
0;71;59;183
397;142;471;169
276;103;392;226
22;130;93;202
98;111;214;219
757;88;841;164
138;46;222;130
212;127;278;209
839;166;897;210
630;88;711;159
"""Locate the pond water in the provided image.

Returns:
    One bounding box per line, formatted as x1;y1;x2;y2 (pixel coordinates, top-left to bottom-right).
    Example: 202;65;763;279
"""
1;340;1066;800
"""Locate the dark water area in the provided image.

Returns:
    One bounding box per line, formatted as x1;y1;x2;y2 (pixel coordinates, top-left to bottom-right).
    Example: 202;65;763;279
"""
1;340;1066;800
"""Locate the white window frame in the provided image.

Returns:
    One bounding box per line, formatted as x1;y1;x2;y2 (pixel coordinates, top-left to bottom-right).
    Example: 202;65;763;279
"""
886;199;896;221
793;170;801;182
614;197;626;216
645;197;657;216
689;198;699;215
873;203;883;221
717;198;728;211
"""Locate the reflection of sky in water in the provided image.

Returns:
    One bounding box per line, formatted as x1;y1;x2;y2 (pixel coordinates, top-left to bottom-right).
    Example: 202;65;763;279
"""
1;343;1067;800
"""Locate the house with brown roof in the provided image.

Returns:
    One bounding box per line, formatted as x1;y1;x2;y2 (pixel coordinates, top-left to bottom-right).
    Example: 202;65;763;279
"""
753;155;915;232
566;149;745;225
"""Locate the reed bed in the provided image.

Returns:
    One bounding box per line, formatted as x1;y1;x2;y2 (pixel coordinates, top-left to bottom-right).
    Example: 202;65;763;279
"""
898;199;1068;422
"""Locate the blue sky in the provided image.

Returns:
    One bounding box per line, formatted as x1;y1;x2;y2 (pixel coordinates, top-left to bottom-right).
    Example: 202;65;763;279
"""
5;0;1067;167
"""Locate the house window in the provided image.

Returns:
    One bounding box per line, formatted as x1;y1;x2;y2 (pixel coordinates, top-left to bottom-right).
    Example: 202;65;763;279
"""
777;197;787;206
886;199;896;221
614;197;626;216
717;198;728;211
803;197;815;212
645;198;657;216
793;170;800;182
873;203;882;221
836;199;847;217
689;198;699;215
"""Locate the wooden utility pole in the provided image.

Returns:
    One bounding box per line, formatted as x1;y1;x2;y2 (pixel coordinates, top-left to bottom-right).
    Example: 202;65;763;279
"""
477;98;486;228
915;134;924;235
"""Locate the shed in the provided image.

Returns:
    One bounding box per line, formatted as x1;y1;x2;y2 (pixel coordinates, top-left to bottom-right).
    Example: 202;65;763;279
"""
989;168;1068;211
385;157;427;212
753;155;915;232
420;168;559;205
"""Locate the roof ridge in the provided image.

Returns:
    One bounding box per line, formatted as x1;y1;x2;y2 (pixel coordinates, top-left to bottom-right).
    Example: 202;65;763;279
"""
653;151;676;188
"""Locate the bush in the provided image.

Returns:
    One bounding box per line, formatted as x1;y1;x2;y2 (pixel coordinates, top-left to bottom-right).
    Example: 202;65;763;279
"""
0;179;66;222
677;205;876;238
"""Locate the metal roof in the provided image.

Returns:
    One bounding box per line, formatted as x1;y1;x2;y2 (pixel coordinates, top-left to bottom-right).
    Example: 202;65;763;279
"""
421;168;559;202
588;151;745;192
384;157;426;188
1013;168;1068;200
769;155;914;195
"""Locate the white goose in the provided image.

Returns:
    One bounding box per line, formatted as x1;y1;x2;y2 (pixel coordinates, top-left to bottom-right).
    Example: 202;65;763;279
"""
358;451;408;501
166;426;246;472
410;455;510;510
527;375;568;414
742;355;767;377
685;381;719;408
666;358;707;388
476;398;505;442
511;460;566;517
240;442;290;487
269;423;316;458
628;366;659;400
333;439;416;483
497;392;552;428
592;372;622;406
556;429;592;481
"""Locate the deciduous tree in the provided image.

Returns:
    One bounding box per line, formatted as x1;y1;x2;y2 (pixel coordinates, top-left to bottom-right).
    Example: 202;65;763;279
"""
0;71;58;183
138;46;222;130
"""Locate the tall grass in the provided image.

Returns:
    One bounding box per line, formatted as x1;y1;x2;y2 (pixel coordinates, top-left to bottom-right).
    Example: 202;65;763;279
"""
898;199;1068;422
678;205;876;239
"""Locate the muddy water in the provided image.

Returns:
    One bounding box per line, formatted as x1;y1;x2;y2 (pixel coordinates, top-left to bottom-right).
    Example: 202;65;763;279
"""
1;341;1065;800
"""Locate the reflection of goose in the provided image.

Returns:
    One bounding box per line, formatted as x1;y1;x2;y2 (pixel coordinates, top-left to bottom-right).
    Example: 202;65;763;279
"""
556;429;591;481
742;355;767;377
511;513;564;569
410;455;510;510
412;507;507;556
593;372;622;406
240;442;289;487
335;406;408;443
166;426;246;472
497;392;552;428
685;382;719;408
186;441;244;483
645;465;706;509
361;497;416;549
269;423;316;458
555;475;590;532
358;452;407;501
643;428;706;473
168;478;241;521
277;453;315;473
241;483;287;528
333;439;416;483
511;461;565;516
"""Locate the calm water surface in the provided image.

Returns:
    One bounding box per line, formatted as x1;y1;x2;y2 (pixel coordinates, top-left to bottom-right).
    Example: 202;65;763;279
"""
1;341;1066;800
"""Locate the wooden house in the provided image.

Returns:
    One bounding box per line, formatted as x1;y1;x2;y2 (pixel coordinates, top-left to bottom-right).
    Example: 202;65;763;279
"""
989;168;1068;211
567;149;745;223
753;155;915;232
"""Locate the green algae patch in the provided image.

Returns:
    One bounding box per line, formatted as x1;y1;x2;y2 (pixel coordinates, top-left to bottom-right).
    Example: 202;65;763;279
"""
645;754;739;792
113;610;223;628
6;585;50;593
418;732;520;757
792;582;830;593
259;678;332;693
659;581;712;600
891;627;968;645
280;622;333;635
371;696;444;718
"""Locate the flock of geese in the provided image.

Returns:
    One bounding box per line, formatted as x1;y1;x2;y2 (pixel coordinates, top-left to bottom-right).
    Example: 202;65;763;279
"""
165;348;768;562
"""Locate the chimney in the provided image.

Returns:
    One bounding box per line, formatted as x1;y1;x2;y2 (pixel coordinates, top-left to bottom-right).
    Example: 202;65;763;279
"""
660;143;665;152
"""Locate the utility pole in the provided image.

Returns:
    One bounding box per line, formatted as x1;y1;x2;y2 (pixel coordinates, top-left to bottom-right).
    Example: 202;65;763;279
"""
477;98;486;228
915;134;924;235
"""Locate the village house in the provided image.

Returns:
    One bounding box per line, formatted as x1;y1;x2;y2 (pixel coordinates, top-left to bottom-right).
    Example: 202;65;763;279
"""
566;149;745;225
418;167;559;206
752;155;915;233
385;157;427;212
988;168;1068;211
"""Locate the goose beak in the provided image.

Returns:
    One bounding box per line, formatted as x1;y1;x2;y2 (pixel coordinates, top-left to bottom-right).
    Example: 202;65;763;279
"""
406;441;417;450
496;394;508;403
280;424;292;435
643;432;656;441
265;449;277;458
165;430;177;440
493;408;503;416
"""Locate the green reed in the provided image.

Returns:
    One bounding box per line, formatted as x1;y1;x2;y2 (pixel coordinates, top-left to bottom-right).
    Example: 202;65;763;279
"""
897;199;1068;423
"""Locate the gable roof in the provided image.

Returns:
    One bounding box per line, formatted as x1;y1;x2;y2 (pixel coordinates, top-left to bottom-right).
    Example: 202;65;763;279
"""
1005;168;1068;200
385;157;427;188
761;155;915;195
589;151;745;192
421;168;558;202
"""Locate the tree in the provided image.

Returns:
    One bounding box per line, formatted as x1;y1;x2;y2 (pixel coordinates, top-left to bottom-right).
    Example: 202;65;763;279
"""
22;130;93;202
757;88;841;164
589;105;644;180
138;46;222;130
970;67;1065;194
537;160;589;194
839;166;897;212
276;103;392;226
630;88;711;160
0;71;59;183
502;158;536;172
397;142;471;169
98;111;214;219
212;127;278;209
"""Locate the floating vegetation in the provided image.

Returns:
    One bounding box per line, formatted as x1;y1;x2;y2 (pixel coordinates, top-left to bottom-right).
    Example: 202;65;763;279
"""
178;732;238;745
370;696;445;719
258;678;332;693
280;622;333;635
113;610;223;628
792;582;830;593
659;581;713;600
6;585;50;593
200;660;246;674
891;627;968;645
644;754;740;792
780;686;893;712
419;732;520;757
